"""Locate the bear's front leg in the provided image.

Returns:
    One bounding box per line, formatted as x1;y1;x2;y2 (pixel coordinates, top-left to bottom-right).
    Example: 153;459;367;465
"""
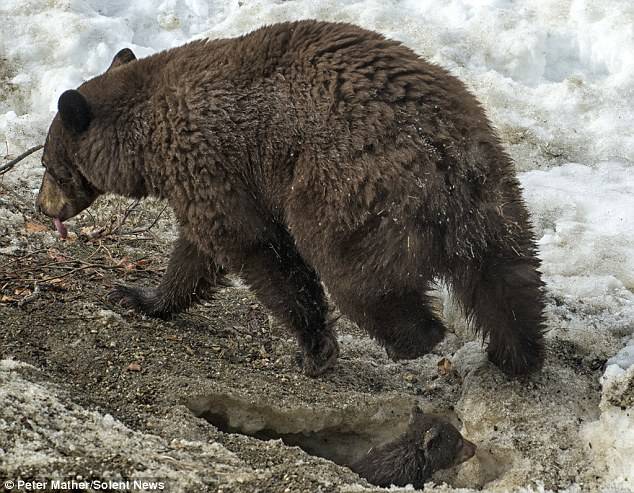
228;225;338;377
109;234;226;318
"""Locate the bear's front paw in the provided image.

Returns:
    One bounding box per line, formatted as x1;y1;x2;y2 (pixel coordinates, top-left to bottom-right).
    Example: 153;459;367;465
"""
108;284;172;319
297;332;339;377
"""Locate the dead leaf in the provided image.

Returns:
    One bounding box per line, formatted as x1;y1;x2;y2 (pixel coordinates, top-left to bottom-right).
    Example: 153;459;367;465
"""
80;226;106;238
25;221;49;233
0;294;17;303
47;249;66;262
126;362;142;372
61;232;77;242
437;357;453;376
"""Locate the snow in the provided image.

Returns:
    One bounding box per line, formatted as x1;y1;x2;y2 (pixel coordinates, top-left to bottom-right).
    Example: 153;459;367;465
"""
1;0;633;490
608;338;634;370
582;363;634;492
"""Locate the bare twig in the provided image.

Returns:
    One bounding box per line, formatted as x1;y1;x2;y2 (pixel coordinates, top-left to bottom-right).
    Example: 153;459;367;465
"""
124;203;168;235
18;264;105;283
0;144;44;174
85;199;141;240
110;199;141;235
0;248;50;268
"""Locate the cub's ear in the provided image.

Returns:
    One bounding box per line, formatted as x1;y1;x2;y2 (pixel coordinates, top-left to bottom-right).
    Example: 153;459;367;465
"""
58;90;92;133
108;48;136;71
408;405;424;425
423;426;442;451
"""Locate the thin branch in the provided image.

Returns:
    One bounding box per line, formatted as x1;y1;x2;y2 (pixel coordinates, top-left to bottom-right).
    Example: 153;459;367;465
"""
0;248;50;268
110;198;141;235
125;203;168;235
0;144;44;174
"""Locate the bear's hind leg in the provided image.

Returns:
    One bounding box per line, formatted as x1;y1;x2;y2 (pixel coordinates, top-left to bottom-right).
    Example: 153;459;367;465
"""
229;224;337;377
374;289;447;361
452;246;546;377
327;279;446;361
109;233;227;318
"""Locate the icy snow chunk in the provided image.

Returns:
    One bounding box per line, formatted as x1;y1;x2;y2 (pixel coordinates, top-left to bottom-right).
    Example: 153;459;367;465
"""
583;364;634;488
607;338;634;372
0;359;34;371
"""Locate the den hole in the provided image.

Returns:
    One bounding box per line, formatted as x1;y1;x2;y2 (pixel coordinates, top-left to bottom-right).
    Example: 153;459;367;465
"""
187;393;414;469
186;393;514;489
186;393;505;489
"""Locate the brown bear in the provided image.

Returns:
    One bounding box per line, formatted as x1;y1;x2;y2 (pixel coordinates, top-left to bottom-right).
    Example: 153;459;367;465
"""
36;20;546;378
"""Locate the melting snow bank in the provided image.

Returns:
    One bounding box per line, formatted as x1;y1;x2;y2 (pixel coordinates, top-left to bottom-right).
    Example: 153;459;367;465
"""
586;336;634;490
521;161;634;491
582;362;634;491
521;162;634;338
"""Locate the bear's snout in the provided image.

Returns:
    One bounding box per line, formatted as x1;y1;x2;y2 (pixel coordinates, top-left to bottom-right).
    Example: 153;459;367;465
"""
35;172;80;221
36;171;72;220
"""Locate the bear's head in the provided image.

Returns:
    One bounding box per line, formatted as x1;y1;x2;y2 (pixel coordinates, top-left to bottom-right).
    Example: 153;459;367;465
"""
407;406;476;470
36;48;137;237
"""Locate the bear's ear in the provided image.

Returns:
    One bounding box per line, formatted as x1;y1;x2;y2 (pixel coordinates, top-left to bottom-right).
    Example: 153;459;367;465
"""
58;90;92;133
107;48;136;71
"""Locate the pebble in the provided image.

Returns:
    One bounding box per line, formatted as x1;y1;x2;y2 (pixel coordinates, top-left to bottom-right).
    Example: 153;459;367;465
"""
403;372;418;383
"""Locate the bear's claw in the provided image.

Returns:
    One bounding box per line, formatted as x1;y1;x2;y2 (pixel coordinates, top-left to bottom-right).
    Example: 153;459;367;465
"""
296;332;339;377
108;284;172;319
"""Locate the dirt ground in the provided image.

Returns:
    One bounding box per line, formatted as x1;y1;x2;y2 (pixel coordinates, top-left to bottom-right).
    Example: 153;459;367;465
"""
0;176;628;492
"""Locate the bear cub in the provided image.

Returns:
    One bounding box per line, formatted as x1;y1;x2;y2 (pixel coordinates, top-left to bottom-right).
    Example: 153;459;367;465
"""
351;406;476;488
36;21;546;378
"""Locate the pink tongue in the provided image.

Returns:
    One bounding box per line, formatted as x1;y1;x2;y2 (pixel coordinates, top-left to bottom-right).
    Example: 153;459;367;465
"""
53;218;68;239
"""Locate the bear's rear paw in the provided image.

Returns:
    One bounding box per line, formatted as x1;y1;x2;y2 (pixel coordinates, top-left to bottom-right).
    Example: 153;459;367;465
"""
487;336;545;377
297;332;339;377
384;322;445;362
385;345;427;362
108;284;172;319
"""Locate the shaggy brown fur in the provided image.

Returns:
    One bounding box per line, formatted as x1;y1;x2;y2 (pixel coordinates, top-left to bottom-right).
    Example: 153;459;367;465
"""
36;20;546;377
351;406;476;488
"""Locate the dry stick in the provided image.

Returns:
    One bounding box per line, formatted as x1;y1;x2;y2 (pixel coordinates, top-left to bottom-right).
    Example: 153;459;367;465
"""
17;262;141;284
86;199;141;240
0;248;51;268
110;198;141;235
124;203;169;235
0;144;44;174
